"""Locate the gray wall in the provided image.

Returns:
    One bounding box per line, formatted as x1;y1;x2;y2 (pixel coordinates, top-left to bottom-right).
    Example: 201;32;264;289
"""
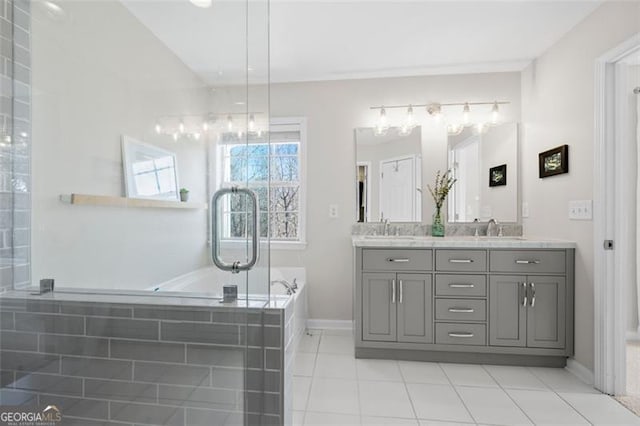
0;0;31;292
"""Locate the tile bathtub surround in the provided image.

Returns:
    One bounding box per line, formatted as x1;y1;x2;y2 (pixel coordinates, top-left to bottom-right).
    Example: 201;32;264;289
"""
0;297;290;426
292;329;640;426
0;0;32;292
351;222;523;237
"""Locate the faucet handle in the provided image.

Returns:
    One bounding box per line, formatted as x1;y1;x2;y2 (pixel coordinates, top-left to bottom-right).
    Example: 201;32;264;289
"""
498;226;504;237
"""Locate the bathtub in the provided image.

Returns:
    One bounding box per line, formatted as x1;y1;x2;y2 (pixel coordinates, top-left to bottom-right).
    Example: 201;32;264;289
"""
149;266;308;338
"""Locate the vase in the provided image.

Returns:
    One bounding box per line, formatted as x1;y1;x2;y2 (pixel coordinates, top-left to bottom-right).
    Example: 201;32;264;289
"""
432;207;445;237
180;192;189;202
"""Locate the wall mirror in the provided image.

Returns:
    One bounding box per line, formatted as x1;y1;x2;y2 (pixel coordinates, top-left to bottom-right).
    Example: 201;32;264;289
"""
122;135;180;201
355;126;422;222
447;123;518;223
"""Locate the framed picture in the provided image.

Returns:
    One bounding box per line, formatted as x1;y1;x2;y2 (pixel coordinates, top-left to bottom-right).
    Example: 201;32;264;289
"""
539;144;569;178
489;164;507;187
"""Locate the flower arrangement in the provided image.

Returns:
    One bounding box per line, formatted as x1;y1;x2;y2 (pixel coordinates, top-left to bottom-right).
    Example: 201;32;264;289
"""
427;170;456;237
427;170;457;209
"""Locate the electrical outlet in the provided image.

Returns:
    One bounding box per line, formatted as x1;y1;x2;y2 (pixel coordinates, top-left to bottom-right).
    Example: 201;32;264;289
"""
569;200;592;220
522;202;530;218
329;204;339;218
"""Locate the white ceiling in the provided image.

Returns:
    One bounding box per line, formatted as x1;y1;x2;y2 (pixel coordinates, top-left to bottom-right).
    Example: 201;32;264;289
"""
122;0;603;85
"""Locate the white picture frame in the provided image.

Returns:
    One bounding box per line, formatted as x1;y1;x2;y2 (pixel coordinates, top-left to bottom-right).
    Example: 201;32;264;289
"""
122;135;180;201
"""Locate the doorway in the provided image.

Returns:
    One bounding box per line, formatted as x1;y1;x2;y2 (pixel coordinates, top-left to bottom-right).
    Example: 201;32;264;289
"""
594;34;640;409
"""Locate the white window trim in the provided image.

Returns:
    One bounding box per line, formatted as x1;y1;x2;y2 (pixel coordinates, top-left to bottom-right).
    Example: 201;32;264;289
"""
218;117;307;250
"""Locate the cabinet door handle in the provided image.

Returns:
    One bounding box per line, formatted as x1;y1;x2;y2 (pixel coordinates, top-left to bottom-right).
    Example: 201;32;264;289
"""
449;283;475;288
387;258;410;263
449;259;473;263
391;279;396;304
521;282;528;306
448;332;474;338
399;280;404;304
448;308;474;313
530;282;536;307
516;260;541;264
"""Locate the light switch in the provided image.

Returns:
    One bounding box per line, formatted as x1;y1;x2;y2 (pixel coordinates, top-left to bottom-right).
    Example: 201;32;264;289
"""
569;200;592;220
329;204;339;218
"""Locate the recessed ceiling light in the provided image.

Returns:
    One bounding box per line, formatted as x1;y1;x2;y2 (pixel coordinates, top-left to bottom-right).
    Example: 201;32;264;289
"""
190;0;212;8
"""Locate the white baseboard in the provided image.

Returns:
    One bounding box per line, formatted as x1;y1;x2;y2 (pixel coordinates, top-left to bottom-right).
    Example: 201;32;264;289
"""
306;319;353;330
566;358;594;385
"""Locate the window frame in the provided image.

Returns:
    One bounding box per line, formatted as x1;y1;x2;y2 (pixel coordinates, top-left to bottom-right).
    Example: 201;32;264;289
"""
218;117;307;250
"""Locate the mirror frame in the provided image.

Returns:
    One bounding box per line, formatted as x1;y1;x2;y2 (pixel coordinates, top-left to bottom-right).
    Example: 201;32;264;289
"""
122;135;180;201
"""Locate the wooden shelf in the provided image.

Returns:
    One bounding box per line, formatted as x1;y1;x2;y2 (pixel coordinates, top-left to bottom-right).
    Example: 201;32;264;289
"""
59;194;207;210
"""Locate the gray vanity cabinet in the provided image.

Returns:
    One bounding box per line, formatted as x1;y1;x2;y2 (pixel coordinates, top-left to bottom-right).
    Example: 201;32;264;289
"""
361;269;432;344
355;245;575;367
489;275;566;349
362;273;397;342
397;274;433;344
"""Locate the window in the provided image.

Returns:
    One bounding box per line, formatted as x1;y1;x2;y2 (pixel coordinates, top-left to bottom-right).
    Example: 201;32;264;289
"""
219;118;306;246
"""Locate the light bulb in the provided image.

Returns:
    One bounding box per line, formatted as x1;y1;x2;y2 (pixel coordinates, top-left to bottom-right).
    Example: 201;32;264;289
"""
173;132;178;142
227;116;233;131
237;130;243;138
202;121;209;132
155;123;162;134
257;130;263;137
179;121;185;134
491;102;500;124
249;114;256;131
405;105;415;129
476;122;486;134
380;107;388;126
447;124;464;136
194;132;201;141
463;103;471;126
189;0;212;8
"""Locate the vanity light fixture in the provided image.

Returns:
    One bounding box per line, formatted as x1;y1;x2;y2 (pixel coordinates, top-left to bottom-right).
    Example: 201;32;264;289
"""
370;100;509;134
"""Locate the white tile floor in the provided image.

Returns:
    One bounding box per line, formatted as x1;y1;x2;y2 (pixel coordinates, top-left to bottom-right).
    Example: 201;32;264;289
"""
292;329;640;426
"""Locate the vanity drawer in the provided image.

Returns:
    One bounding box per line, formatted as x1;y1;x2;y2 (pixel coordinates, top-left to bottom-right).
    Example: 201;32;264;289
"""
435;299;486;322
490;250;566;274
435;250;487;272
362;249;432;271
435;275;487;297
435;323;486;346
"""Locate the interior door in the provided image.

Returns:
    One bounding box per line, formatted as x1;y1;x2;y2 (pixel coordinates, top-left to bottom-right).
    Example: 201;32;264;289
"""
489;275;527;347
526;276;566;349
397;273;433;343
380;157;415;221
362;273;397;342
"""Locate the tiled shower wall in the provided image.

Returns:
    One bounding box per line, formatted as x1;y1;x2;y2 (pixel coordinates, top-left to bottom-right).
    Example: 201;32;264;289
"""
0;298;288;425
0;0;31;292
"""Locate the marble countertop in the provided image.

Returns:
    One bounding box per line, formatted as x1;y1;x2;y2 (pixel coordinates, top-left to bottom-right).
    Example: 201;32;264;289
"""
351;235;576;249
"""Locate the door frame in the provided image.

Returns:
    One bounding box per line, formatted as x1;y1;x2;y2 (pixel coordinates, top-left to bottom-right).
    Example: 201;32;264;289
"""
594;33;640;395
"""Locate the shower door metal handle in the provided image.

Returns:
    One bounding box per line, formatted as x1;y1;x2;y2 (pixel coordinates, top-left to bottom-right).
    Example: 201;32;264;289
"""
211;187;260;274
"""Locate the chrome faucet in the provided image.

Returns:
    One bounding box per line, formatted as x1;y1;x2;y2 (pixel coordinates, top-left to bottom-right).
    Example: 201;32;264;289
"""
270;279;296;295
383;218;391;236
487;218;499;237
